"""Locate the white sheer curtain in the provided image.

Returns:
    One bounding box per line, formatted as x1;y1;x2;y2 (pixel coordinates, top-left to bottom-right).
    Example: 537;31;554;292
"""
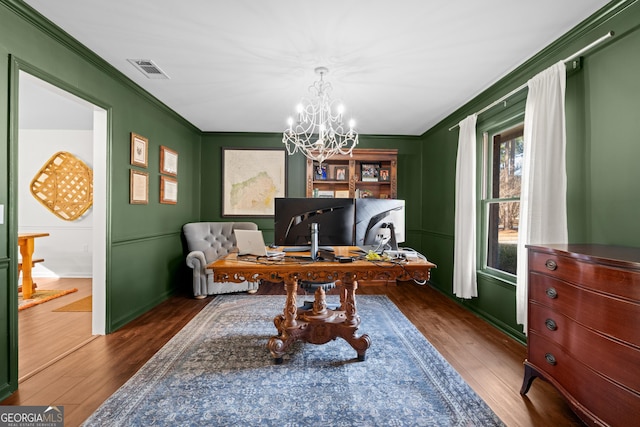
453;114;478;299
516;61;569;329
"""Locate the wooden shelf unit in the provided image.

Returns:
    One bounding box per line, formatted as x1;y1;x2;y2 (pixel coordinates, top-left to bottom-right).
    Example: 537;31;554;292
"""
306;148;398;199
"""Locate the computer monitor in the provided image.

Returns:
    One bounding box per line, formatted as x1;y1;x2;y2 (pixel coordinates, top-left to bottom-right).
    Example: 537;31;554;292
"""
355;199;405;250
274;198;355;246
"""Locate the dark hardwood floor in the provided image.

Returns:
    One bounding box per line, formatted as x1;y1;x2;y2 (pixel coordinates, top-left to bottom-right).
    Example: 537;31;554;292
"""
2;280;583;427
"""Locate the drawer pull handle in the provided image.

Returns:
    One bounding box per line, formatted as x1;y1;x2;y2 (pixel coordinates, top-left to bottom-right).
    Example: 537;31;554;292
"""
545;287;558;299
545;353;557;366
545;259;558;271
545;319;557;331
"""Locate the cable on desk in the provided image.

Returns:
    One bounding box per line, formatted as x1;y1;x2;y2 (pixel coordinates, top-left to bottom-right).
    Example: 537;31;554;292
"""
364;257;430;286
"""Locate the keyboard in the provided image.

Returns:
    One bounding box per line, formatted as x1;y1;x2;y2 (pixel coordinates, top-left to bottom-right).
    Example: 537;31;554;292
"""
266;250;286;257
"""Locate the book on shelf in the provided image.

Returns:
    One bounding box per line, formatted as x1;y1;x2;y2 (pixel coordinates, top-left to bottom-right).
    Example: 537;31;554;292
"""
316;190;335;198
334;190;350;198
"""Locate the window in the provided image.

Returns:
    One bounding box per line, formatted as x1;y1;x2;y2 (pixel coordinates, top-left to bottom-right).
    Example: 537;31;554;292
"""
482;124;524;276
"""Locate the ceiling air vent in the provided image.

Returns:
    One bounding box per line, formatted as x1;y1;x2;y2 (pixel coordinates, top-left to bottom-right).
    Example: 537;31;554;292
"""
127;59;170;79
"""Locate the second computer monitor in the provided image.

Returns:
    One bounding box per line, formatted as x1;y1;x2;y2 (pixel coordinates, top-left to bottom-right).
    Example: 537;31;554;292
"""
355;199;405;249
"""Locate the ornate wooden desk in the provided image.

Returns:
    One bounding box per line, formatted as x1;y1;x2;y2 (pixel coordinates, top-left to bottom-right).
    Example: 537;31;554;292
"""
18;232;49;299
210;247;436;363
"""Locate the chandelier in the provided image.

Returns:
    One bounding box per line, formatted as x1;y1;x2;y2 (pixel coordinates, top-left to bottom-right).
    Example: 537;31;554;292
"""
283;67;358;163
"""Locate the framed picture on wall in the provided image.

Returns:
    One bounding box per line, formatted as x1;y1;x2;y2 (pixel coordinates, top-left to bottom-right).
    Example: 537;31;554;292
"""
129;169;148;204
130;133;148;168
160;145;178;176
221;148;287;217
160;176;178;204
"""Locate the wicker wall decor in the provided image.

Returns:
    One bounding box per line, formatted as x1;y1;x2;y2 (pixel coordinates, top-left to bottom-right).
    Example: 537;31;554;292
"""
30;151;94;221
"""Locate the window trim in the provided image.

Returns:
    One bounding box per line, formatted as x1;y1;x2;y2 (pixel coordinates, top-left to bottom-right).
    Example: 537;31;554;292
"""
478;114;525;284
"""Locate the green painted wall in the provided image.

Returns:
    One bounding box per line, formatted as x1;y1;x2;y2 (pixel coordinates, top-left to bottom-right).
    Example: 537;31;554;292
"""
420;0;640;343
0;0;202;397
199;133;423;245
584;25;640;244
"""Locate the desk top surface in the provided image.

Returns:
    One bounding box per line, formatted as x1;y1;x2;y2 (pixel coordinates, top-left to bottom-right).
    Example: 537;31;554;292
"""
209;246;436;283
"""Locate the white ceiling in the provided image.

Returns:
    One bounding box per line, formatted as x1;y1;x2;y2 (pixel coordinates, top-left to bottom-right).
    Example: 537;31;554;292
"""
24;0;611;135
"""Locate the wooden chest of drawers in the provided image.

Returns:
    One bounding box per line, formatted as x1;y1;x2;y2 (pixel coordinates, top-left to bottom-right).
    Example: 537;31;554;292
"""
520;244;640;426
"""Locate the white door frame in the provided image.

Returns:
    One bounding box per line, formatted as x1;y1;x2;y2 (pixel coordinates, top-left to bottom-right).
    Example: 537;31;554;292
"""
18;69;108;335
91;107;107;335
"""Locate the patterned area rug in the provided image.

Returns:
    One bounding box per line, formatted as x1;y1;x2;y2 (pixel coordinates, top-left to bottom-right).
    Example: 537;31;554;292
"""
82;295;504;426
18;288;78;311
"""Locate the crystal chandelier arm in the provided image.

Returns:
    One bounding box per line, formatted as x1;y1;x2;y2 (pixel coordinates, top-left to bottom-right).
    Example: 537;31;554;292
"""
283;67;358;163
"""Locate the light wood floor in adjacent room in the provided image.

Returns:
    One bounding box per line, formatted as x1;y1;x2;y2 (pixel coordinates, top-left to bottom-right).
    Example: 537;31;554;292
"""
17;278;93;383
2;280;583;427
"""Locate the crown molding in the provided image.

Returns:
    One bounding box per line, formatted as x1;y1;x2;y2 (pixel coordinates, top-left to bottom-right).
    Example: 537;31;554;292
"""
425;0;638;138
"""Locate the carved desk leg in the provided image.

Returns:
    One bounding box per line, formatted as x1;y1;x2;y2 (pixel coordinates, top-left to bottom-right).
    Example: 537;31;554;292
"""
268;274;371;363
339;273;370;361
268;277;299;364
338;284;347;311
342;273;359;326
283;278;298;328
312;287;328;316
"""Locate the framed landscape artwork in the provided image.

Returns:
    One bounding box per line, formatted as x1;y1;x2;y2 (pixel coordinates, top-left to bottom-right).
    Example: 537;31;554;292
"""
222;148;287;217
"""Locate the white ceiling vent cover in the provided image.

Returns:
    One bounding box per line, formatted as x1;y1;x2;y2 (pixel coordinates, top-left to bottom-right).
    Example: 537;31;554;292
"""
127;59;170;79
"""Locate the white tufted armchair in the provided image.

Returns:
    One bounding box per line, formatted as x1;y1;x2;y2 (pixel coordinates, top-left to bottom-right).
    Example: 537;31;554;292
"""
183;222;260;298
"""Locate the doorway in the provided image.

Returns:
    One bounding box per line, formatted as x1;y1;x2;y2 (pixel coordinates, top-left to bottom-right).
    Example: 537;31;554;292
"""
17;70;107;380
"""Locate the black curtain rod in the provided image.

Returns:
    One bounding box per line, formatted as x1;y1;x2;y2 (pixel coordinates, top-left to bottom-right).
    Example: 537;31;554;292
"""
448;31;614;132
